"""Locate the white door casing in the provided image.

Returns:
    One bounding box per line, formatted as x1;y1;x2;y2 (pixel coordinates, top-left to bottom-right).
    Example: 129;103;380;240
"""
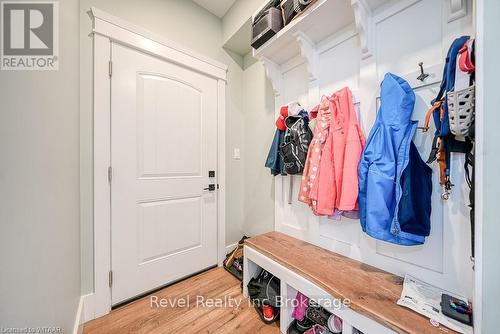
90;7;226;319
110;42;219;305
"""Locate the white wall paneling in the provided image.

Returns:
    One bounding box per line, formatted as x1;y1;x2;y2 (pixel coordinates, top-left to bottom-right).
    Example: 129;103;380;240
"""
256;0;474;299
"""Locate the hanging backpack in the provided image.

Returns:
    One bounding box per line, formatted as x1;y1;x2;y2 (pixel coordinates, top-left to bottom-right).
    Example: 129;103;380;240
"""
422;36;473;199
423;36;476;261
279;113;313;175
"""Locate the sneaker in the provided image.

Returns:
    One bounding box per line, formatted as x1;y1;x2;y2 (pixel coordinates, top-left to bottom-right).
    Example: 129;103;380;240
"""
304;324;332;334
327;314;342;333
262;305;275;321
306;302;330;327
296;317;313;332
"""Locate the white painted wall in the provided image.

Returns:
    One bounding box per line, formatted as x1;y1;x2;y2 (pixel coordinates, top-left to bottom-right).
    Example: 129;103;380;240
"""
79;0;245;294
0;0;81;331
475;0;500;331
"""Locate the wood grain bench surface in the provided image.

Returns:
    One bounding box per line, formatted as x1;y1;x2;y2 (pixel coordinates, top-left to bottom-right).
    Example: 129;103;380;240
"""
245;231;457;334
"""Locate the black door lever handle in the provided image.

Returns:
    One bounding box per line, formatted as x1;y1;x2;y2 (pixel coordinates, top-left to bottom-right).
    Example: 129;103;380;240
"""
203;184;216;192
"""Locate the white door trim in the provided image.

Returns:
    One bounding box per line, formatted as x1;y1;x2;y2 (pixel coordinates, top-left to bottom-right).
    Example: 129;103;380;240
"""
88;7;227;80
89;8;227;320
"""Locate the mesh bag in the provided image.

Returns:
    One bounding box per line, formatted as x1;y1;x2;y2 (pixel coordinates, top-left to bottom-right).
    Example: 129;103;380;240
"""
447;84;475;137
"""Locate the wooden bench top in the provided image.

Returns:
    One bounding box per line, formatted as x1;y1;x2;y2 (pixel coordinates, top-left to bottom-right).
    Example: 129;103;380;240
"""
245;232;457;334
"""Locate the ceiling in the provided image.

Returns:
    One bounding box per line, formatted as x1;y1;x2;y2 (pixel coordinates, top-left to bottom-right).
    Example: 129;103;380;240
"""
192;0;237;18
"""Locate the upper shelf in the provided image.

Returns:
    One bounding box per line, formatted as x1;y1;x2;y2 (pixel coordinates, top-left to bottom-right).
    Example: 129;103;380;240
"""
252;0;356;65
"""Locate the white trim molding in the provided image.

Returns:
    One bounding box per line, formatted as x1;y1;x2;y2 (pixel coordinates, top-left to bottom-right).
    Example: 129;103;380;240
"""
448;0;467;22
92;32;112;319
88;7;227;81
226;243;238;254
81;293;96;323
351;0;373;59
88;7;227;321
72;296;84;334
217;78;227;267
260;57;283;97
294;31;319;84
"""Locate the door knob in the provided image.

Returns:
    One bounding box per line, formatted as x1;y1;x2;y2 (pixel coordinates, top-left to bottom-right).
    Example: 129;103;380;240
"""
203;184;216;192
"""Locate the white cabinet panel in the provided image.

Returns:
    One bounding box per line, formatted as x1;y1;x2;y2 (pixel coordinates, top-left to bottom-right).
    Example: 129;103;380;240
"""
319;35;361;95
375;0;443;79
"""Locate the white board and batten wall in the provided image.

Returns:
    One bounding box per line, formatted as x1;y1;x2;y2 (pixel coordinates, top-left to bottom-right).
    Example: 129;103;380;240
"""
255;0;475;300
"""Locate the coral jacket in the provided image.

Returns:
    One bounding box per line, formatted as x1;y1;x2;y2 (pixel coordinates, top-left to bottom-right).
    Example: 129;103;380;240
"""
299;87;365;216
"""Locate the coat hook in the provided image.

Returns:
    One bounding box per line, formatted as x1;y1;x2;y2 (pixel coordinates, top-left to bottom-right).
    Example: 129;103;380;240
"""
417;62;429;82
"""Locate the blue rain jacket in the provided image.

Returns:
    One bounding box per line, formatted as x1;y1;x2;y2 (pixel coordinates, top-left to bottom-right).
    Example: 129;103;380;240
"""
358;73;432;246
265;129;286;176
398;142;432;239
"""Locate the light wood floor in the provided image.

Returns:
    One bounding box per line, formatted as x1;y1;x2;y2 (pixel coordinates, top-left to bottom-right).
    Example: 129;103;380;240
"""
84;267;280;334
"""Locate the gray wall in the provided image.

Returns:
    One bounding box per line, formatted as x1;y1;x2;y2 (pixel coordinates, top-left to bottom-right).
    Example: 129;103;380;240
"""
221;0;276;241
222;0;263;44
79;0;246;294
0;0;81;331
478;0;500;331
241;54;276;237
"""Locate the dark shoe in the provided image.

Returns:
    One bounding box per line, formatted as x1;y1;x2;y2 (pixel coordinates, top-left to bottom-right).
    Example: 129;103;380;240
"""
296;317;313;332
306;302;330;327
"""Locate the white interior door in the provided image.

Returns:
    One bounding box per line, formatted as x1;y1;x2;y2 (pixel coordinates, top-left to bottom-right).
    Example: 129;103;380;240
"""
110;42;219;305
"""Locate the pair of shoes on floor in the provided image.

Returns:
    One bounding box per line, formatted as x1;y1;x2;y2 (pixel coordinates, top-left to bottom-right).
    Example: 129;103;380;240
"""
287;319;311;334
305;302;331;327
255;304;280;324
288;321;332;334
288;299;343;334
304;324;332;334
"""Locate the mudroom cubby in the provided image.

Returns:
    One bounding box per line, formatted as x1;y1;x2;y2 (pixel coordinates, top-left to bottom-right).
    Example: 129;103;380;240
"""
280;283;350;334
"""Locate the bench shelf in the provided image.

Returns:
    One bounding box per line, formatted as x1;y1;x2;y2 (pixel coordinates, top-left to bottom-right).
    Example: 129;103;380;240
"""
243;232;458;334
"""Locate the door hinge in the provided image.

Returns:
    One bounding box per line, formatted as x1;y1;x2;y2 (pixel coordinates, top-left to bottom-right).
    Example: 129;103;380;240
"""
109;60;113;77
109;270;113;287
108;166;113;183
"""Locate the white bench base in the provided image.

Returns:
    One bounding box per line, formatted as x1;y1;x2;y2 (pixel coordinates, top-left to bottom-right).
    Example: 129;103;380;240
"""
243;245;396;334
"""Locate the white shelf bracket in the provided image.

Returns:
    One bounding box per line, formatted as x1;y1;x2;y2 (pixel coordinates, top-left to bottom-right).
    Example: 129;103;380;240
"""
294;31;319;84
351;0;373;60
448;0;467;22
260;57;282;97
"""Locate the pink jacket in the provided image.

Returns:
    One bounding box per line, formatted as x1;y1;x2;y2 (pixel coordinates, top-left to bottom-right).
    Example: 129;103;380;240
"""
299;87;365;216
299;97;331;214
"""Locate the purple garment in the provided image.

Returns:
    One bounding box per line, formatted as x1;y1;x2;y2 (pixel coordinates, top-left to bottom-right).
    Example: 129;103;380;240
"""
292;292;309;321
328;209;360;221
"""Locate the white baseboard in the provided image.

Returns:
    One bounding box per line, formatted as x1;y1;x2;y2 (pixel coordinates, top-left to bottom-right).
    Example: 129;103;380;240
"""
226;243;237;254
72;296;84;334
82;293;96;323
